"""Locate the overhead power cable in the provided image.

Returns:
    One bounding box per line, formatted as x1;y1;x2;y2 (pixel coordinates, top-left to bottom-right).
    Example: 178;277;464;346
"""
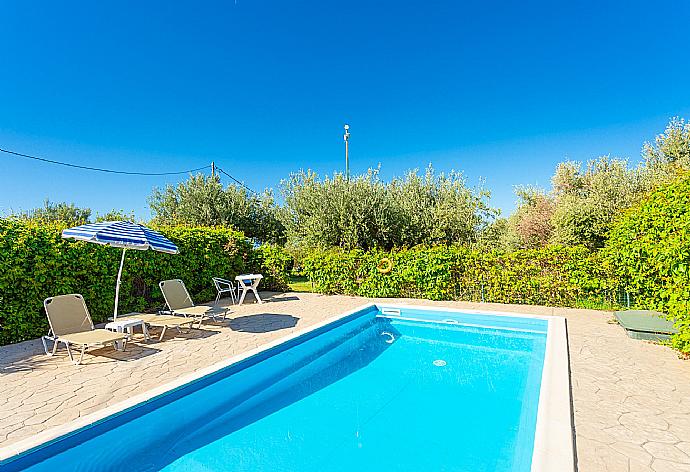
216;166;258;195
0;147;211;176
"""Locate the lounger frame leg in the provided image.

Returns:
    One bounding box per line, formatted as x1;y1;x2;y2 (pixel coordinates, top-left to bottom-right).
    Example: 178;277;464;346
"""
43;336;59;356
76;345;86;365
64;342;86;365
65;342;74;363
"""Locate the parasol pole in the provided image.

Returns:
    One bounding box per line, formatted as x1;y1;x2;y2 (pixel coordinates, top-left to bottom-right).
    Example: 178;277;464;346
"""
114;248;126;319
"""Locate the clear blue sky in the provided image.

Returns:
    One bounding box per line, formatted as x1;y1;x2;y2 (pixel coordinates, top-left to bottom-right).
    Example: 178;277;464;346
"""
1;0;689;219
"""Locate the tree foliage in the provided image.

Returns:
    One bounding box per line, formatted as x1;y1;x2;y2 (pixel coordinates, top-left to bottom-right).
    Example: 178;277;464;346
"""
21;200;92;226
17;200;139;226
550;157;649;248
509;186;555;249
94;209;137;223
149;174;285;243
5;116;690;356
500;118;690;251
474;217;518;251
280;166;495;251
643;117;690;181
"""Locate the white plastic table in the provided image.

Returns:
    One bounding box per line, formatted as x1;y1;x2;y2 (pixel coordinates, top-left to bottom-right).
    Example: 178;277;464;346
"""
235;274;264;305
105;316;150;349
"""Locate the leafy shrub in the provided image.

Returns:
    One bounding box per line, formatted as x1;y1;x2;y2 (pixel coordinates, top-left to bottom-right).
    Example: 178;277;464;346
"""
0;220;291;345
302;245;613;306
249;244;293;292
605;173;690;352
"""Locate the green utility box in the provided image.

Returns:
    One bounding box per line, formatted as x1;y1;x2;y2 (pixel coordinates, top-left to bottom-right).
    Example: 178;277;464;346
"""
615;310;678;341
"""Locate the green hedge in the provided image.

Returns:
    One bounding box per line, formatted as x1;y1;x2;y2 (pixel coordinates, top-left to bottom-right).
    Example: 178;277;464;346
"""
303;245;615;307
249;243;293;292
605;173;690;353
0;220;291;345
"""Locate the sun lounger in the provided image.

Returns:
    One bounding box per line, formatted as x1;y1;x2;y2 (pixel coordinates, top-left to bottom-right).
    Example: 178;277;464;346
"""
159;279;231;328
43;294;127;365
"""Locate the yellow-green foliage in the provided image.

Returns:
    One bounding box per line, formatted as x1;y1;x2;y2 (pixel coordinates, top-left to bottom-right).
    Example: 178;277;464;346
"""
0;220;291;345
303;245;612;306
250;243;294;293
605;173;690;352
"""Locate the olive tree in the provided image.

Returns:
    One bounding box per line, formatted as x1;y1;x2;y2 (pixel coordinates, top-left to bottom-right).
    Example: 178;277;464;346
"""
643;117;690;181
149;174;285;243
280;166;494;251
20;200;92;226
550;157;648;248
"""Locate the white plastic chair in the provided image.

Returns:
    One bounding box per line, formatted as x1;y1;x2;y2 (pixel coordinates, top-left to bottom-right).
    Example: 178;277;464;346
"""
212;277;240;305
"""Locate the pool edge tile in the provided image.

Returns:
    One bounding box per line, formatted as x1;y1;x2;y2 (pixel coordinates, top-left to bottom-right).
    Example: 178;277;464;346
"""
531;317;576;472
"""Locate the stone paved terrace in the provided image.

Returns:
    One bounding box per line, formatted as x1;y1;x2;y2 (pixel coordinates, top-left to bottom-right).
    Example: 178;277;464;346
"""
2;293;690;471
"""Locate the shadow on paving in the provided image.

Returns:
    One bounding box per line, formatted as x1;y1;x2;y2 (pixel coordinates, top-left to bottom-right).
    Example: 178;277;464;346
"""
0;325;224;373
229;313;299;333
226;291;302;305
79;344;163;362
0;341;164;373
263;295;301;303
0;339;63;373
153;326;222;341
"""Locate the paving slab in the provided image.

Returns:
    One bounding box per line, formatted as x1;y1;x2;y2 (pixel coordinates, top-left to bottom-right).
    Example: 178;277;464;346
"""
1;292;690;471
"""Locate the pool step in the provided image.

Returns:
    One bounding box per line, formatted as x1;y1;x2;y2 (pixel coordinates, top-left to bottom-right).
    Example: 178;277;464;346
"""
172;319;392;448
207;325;383;419
380;307;401;316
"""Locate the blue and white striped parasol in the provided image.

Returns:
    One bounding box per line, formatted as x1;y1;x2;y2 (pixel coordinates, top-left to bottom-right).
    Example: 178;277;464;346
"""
62;221;178;253
62;221;179;318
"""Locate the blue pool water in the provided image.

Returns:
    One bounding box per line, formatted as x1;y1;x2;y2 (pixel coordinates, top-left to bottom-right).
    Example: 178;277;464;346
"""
2;306;547;472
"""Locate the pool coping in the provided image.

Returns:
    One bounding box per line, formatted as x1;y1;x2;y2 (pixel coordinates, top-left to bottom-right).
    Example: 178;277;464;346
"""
531;313;576;471
0;304;575;471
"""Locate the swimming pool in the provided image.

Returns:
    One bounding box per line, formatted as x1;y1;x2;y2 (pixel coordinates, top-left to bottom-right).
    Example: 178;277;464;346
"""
0;304;574;471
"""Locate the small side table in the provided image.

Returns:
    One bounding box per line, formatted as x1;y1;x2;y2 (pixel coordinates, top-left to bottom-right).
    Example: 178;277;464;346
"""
105;316;150;350
235;274;264;305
